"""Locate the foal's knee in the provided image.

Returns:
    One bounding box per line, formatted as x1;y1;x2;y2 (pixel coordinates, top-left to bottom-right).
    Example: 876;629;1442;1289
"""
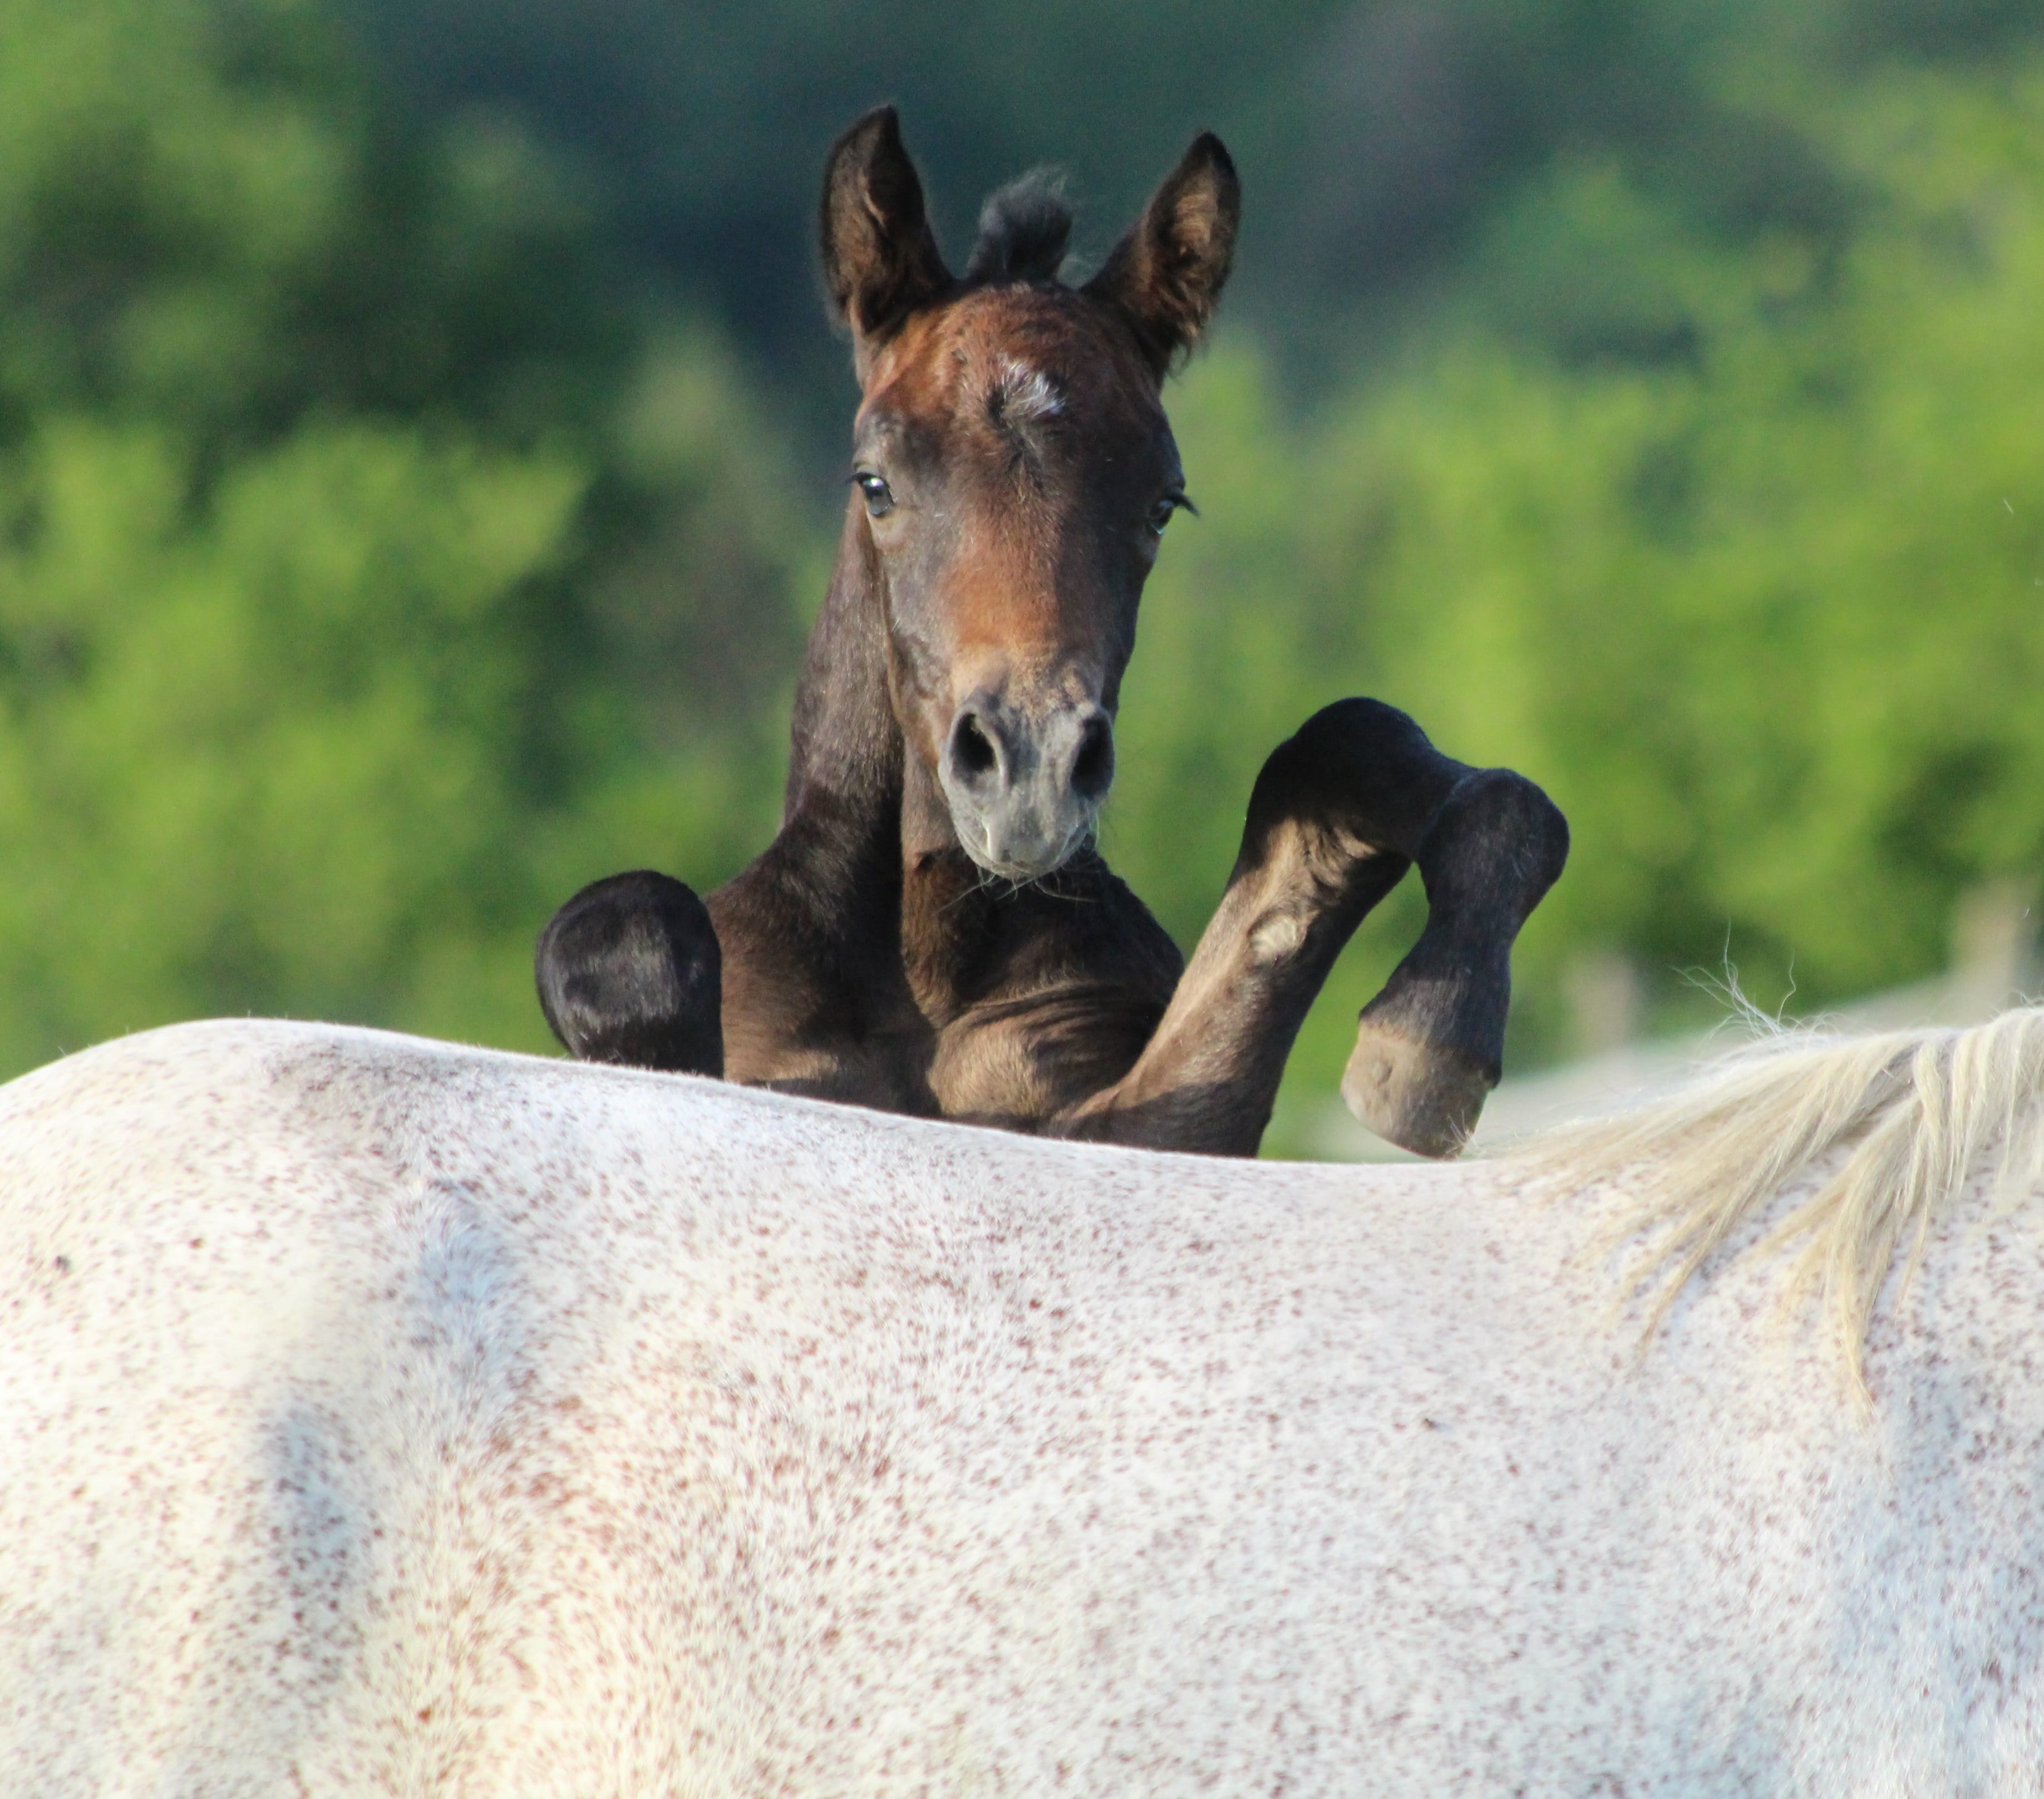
535;871;723;1077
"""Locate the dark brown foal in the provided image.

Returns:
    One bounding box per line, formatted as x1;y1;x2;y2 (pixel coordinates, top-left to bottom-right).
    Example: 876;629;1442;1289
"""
536;109;1568;1157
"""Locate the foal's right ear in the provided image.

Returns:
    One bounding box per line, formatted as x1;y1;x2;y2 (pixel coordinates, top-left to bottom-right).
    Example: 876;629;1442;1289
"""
820;106;953;377
1085;132;1240;377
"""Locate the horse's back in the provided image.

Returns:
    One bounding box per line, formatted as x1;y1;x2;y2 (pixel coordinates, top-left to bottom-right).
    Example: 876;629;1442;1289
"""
0;1022;766;1793
6;1019;1341;1795
10;1018;2044;1794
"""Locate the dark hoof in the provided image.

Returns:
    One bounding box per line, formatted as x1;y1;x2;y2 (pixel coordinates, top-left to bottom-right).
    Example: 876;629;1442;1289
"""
536;870;723;1077
1341;1015;1495;1158
1338;767;1568;1158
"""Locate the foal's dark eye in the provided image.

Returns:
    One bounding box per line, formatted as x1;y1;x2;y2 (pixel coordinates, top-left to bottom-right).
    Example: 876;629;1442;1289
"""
853;472;894;519
1148;491;1190;537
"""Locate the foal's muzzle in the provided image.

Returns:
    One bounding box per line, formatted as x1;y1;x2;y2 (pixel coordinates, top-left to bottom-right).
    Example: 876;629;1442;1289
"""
939;690;1114;879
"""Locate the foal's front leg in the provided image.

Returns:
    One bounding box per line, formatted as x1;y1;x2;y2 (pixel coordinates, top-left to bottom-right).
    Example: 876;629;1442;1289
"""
1055;699;1566;1157
535;870;725;1077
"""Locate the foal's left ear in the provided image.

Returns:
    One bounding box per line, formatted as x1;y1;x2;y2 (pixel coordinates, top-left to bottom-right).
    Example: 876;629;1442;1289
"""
820;106;953;377
1085;132;1240;377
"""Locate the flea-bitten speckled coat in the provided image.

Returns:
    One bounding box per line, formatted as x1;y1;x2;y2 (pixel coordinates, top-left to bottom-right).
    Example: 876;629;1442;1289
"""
4;1014;2043;1795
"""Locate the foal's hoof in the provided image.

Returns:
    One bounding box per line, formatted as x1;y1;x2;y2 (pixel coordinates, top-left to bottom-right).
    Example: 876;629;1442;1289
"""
1341;1014;1495;1159
1339;765;1567;1157
536;870;723;1078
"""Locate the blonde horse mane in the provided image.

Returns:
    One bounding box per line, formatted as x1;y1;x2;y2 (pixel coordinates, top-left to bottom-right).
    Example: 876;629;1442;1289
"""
1511;1003;2044;1393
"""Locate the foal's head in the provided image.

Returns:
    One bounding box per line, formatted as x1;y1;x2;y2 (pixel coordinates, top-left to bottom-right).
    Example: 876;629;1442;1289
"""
821;109;1238;881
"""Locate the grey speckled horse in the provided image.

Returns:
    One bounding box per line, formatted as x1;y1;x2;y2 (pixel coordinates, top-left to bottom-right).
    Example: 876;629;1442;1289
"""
6;1008;2044;1795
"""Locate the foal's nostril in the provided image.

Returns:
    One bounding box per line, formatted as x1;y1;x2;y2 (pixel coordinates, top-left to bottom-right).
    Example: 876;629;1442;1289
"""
953;711;999;783
1071;713;1114;801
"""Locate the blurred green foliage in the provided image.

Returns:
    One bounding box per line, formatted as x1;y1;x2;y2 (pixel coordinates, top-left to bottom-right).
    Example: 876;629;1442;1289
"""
0;0;2038;1161
335;0;2043;426
0;0;804;1070
1119;61;2044;1140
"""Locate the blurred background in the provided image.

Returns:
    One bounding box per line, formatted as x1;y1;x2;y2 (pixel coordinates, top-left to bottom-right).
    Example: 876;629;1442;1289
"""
1;0;2038;1151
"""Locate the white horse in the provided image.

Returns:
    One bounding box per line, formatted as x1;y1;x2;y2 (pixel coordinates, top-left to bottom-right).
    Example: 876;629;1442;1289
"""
4;1009;2043;1796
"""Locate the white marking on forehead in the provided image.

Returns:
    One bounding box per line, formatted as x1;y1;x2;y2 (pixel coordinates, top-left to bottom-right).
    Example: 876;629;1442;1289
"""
992;358;1063;426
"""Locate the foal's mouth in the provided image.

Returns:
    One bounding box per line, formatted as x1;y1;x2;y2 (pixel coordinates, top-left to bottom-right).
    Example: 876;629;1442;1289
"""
950;807;1097;884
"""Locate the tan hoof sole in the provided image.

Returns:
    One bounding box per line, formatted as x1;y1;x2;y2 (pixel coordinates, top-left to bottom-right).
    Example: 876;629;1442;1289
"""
1339;1023;1495;1159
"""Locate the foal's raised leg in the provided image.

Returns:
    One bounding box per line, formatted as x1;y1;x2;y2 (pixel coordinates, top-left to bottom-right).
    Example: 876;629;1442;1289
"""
1056;699;1566;1157
535;870;725;1078
1338;761;1569;1155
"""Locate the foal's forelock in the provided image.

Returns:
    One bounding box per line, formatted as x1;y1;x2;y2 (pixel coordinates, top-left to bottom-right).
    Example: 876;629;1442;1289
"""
963;170;1074;287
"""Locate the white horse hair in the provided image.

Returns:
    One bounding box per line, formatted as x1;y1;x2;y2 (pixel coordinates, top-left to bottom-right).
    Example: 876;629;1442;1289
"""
1525;1003;2044;1395
5;1008;2044;1795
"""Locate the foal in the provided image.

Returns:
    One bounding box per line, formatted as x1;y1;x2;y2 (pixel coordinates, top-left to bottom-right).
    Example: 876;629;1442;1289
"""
538;109;1568;1157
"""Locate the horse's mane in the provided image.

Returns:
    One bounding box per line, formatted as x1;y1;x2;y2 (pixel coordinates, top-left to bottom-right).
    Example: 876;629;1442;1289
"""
1512;1004;2044;1393
965;171;1073;285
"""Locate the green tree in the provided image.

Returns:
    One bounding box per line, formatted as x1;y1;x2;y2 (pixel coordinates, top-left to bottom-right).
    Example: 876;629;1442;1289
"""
0;0;817;1076
0;422;583;1064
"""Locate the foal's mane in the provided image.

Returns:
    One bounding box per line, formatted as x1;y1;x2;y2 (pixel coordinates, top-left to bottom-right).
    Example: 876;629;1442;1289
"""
964;172;1073;285
1514;1004;2044;1393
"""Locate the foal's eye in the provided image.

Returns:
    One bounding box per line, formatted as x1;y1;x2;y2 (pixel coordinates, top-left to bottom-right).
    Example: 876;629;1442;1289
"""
1147;492;1190;537
853;472;895;519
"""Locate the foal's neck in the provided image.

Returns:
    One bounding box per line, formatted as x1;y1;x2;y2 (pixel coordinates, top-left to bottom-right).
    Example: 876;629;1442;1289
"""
781;507;925;882
778;506;986;999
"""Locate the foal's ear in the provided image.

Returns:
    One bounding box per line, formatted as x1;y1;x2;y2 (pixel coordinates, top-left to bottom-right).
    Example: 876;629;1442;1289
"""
820;107;953;373
1085;133;1240;377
